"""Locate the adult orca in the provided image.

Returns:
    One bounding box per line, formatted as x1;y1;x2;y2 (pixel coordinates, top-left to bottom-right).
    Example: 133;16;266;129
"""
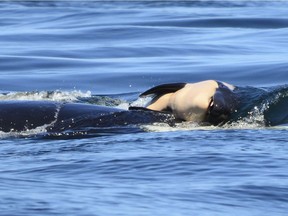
0;80;238;133
0;101;173;133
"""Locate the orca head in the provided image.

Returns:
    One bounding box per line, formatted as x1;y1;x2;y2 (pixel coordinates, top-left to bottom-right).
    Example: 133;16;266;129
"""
206;87;238;125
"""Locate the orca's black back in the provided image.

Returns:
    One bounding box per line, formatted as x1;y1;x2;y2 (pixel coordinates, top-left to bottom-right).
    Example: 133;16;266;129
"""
0;101;175;133
0;101;58;132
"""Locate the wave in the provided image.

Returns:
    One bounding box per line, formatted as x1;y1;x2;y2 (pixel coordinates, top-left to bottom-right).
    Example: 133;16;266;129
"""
133;18;288;29
0;90;91;102
3;0;288;8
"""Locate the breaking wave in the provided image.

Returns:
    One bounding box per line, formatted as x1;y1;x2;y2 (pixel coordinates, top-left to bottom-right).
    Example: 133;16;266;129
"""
0;90;92;102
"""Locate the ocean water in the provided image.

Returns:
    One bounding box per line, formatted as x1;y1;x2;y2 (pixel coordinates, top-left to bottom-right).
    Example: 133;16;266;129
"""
1;1;288;215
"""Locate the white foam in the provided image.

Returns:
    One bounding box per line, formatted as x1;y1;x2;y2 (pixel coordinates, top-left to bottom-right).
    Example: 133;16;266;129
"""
0;124;48;139
116;102;130;110
223;106;266;129
0;90;92;102
114;96;152;110
141;121;218;133
130;96;152;107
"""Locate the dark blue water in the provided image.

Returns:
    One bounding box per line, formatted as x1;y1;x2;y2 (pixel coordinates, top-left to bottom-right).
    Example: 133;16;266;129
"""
1;1;288;215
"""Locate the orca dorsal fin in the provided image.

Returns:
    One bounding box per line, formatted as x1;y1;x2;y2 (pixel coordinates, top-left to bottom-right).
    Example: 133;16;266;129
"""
140;83;187;97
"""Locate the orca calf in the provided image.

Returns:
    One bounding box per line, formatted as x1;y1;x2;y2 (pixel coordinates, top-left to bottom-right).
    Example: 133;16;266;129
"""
131;80;238;125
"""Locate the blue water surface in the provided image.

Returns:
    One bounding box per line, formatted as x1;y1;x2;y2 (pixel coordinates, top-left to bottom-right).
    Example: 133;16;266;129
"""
0;1;288;215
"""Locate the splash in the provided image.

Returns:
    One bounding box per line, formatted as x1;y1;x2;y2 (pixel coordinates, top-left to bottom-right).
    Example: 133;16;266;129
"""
0;90;92;102
0;124;49;139
224;106;266;129
130;96;152;107
115;95;152;110
141;121;218;133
